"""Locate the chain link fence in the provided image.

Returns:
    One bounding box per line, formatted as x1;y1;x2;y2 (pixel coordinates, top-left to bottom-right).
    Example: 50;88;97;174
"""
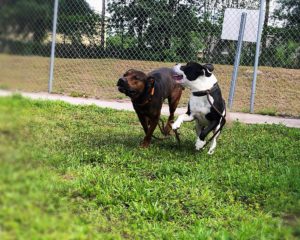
0;0;299;116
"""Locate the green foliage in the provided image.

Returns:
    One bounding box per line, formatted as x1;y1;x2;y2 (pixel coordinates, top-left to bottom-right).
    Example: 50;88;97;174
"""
0;96;300;239
0;0;299;68
0;0;52;42
275;41;300;68
274;0;300;36
260;26;300;68
106;35;137;49
257;107;277;116
107;0;202;61
57;0;99;45
0;0;99;45
69;91;88;98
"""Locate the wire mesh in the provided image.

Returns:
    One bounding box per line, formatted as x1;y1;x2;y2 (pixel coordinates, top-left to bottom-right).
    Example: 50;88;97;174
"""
0;0;299;116
0;0;52;92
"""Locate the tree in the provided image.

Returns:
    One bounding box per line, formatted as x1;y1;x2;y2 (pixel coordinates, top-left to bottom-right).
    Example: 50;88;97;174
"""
0;0;99;46
57;0;99;46
100;0;106;48
0;0;52;43
107;0;201;61
262;0;271;49
260;0;300;68
274;0;300;41
107;0;127;48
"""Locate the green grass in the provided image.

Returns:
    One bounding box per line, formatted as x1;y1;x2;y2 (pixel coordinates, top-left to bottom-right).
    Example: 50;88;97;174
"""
69;91;89;98
0;95;300;239
257;107;278;116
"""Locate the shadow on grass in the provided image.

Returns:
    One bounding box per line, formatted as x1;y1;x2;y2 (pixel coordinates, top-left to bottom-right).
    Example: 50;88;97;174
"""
65;129;201;167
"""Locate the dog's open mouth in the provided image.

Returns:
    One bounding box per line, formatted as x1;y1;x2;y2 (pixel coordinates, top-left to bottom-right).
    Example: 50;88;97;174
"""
118;86;126;93
173;74;184;83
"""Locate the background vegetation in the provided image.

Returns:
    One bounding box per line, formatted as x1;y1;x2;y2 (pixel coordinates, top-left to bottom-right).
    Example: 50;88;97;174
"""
0;0;299;68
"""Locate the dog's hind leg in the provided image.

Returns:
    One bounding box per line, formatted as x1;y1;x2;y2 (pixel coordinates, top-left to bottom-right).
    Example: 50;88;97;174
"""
195;120;219;151
195;120;204;136
207;129;220;155
208;111;226;154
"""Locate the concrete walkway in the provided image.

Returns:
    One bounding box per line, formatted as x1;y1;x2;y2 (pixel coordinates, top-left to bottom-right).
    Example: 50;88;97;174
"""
1;89;300;129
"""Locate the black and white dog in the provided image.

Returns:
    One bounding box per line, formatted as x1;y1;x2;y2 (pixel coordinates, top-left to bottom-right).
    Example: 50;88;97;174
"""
172;62;226;154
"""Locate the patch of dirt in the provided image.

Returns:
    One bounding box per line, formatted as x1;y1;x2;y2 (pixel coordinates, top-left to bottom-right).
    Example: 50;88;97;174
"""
1;54;299;117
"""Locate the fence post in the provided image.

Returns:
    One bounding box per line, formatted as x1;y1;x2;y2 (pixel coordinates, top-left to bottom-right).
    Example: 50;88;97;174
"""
228;12;247;110
250;0;266;113
48;0;59;93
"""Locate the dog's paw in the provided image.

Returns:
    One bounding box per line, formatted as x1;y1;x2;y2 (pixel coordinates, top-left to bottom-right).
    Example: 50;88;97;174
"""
195;138;206;150
207;149;215;155
140;140;150;148
208;141;217;155
163;123;172;136
172;121;181;130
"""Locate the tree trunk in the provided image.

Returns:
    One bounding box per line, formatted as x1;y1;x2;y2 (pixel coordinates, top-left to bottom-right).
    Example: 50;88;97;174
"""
262;0;270;49
100;0;106;48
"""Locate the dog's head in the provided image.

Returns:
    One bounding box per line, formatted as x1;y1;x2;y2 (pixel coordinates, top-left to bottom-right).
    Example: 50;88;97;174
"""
117;69;153;99
173;62;217;91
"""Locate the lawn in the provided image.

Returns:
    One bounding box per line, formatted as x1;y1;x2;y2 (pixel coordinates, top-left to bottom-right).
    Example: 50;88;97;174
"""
0;95;299;239
0;54;300;117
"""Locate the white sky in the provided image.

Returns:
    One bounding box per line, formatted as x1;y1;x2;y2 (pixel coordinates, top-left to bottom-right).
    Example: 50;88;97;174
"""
85;0;282;27
86;0;103;13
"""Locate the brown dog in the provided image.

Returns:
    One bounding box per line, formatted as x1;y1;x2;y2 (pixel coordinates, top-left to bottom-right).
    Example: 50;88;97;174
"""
117;68;183;147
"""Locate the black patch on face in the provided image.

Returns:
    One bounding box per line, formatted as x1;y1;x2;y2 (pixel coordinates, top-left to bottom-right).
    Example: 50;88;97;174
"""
203;64;214;77
180;62;214;81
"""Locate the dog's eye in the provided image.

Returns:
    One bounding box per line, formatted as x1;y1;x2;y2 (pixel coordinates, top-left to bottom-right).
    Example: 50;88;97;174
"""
133;76;141;81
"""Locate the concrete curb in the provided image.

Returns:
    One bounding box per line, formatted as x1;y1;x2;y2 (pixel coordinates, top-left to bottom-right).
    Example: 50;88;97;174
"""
1;89;300;129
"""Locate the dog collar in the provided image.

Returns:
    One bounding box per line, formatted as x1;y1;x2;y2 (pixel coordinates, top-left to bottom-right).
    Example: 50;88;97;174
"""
192;83;219;97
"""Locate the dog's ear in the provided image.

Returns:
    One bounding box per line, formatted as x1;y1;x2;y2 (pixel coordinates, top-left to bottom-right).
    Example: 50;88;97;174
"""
145;76;154;89
146;76;154;84
124;69;135;76
203;64;214;77
146;76;155;89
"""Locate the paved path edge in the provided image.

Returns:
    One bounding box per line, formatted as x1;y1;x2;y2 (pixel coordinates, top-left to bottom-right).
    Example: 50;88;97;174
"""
1;90;299;129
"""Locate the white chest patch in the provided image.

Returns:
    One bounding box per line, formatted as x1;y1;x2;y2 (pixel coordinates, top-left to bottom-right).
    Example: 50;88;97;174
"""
189;95;213;125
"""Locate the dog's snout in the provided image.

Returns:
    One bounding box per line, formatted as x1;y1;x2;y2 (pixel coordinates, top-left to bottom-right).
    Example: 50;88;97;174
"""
117;77;127;86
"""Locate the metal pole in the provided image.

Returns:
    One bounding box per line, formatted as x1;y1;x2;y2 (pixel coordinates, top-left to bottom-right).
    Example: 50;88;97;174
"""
48;0;59;93
250;0;266;113
228;12;247;110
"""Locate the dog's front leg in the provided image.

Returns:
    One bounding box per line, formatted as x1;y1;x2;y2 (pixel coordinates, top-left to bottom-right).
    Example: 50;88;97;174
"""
140;117;159;148
137;113;149;135
172;114;194;130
